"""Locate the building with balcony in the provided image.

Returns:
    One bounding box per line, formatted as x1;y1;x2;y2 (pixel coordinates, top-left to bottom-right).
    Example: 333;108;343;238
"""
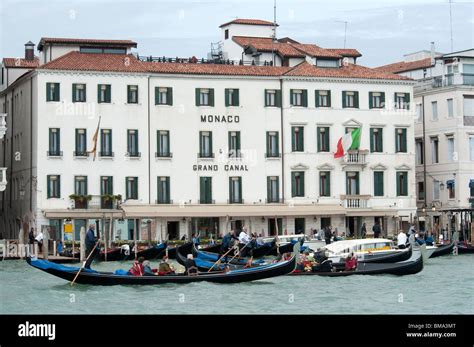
376;46;474;235
0;19;416;241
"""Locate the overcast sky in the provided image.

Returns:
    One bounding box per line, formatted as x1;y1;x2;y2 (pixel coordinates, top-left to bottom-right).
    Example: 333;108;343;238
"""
0;0;473;67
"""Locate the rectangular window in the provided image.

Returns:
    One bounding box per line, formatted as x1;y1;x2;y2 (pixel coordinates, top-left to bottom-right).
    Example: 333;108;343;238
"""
319;171;330;197
97;84;111;103
395;93;410;110
225;88;239;106
432;101;438;120
264;89;281;107
157;176;171;204
126;177;138;200
100;176;113;195
199;131;213;158
200;177;213;204
46;83;60;101
369;92;385;109
346;172;360;195
447;98;454;118
195;88;214;106
292;126;304;152
127;85;138;104
290;89;307;107
291;171;305;197
47;175;60;198
464;96;474;117
75;129;87;156
470;137;474;161
396;172;408;196
416;104;423;122
72;83;86;102
342;91;359;108
155;87;173;105
267;176;279;203
100;129;113;157
127;130;139;157
315;90;331;107
229;177;242;203
433;180;440;200
266;131;280;157
431;137;439;163
228;131;241;158
224;29;229;40
416;139;424;165
74;176;88;195
417;181;425;201
447;136;454;162
374;171;384;197
370;128;383;153
447;180;455;199
395;128;407;153
48;128;61;156
317;127;330;152
157;130;171;157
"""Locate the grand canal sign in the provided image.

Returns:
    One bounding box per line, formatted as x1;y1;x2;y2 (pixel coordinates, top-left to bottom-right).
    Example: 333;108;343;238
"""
193;164;249;171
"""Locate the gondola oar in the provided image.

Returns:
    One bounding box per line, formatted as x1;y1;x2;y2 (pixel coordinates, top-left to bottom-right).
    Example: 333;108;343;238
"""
228;242;251;263
207;246;236;272
70;240;100;286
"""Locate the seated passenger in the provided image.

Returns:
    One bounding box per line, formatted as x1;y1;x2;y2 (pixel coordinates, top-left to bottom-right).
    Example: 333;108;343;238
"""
129;257;145;276
184;254;198;275
143;260;157;276
158;256;175;275
425;234;434;246
344;253;357;271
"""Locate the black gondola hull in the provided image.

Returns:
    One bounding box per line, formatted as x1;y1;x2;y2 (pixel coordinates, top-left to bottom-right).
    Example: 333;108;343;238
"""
431;242;455;258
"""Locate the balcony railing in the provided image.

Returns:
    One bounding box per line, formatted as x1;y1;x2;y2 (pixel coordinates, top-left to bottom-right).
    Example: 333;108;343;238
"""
343;150;368;165
47;150;63;157
73;151;89;157
126;151;141;158
155;199;173;204
155;152;173;158
265;198;283;203
227;198;244;204
198;199;215;204
99;151;114;157
70;195;121;209
265;152;281;158
197;153;215;159
341;195;371;208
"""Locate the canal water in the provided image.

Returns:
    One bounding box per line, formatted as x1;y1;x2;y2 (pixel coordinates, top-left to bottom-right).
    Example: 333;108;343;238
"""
1;254;472;315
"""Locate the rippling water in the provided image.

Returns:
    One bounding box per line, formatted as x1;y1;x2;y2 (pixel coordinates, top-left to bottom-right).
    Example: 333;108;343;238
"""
1;254;473;315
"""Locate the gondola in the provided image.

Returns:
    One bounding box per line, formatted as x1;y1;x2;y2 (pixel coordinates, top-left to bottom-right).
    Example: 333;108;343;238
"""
192;244;266;266
331;246;412;269
457;243;474;254
430;241;455;258
25;252;296;285
289;251;423;277
201;241;276;258
176;243;246;272
199;243;222;253
99;247;129;261
267;240;301;256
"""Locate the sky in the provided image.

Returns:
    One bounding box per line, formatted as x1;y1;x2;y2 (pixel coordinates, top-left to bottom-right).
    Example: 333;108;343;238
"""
0;0;473;67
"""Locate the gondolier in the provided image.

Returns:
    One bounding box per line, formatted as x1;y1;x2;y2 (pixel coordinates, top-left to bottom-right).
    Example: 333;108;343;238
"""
85;224;98;269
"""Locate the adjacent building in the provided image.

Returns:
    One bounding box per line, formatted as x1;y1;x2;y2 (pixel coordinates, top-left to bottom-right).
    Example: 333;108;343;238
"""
0;19;416;242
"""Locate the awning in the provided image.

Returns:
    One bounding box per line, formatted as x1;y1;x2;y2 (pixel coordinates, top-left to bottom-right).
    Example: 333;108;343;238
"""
120;203;346;218
43;209;123;219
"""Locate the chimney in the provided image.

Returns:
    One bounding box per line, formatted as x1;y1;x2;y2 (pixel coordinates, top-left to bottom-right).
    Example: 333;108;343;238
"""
24;41;35;61
430;42;435;66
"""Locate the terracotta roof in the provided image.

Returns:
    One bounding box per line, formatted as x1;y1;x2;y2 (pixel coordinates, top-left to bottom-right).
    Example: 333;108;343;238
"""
37;51;410;81
232;36;306;58
3;57;40;68
283;61;411;80
38;51;146;72
326;49;362;58
38;37;137;51
374;58;433;74
220;18;277;28
291;43;342;59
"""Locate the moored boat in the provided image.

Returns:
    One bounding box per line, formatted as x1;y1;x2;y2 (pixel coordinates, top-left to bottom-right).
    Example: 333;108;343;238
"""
430;241;455;258
457;243;474;254
26;252;296;285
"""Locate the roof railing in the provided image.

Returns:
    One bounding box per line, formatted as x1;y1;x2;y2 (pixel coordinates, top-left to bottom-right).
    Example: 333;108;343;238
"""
135;55;275;67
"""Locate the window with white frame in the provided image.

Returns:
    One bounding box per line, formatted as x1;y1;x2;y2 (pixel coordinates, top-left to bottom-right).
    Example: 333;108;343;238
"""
447;98;454;118
431;101;438;121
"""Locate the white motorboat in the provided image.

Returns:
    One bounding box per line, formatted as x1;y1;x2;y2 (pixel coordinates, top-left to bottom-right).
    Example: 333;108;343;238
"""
262;234;326;251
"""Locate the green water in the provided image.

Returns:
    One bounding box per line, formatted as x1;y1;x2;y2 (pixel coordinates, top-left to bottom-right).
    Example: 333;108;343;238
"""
1;255;472;314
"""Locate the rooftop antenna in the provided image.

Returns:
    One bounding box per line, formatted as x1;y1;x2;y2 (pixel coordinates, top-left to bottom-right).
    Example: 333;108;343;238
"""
272;0;277;66
449;0;454;52
336;20;348;48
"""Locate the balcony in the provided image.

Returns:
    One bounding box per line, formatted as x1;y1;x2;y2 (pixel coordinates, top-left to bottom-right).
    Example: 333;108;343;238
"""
47;150;63;157
73;151;89;157
414;73;474;93
70;195;121;209
227;198;244;204
155;199;173;204
265;198;283;203
126;151;141;158
99;151;114;158
198;199;215;204
0;113;6;139
155;152;173;158
342;150;368;167
341;195;371;209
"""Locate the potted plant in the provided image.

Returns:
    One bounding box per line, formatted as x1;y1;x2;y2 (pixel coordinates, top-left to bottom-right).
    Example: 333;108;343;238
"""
69;194;91;209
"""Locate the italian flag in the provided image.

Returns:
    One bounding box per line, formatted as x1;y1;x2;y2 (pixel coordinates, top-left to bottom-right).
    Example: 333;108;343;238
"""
334;128;361;158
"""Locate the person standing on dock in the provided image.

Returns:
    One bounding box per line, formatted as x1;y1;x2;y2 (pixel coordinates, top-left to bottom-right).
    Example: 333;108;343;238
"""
35;229;44;253
360;223;367;239
372;221;382;239
324;227;332;245
397;230;407;249
28;228;35;245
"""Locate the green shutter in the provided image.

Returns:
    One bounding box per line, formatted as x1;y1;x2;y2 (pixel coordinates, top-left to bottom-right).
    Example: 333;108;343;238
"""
324;128;329;151
355;172;359;194
238;177;242;202
72;84;77;102
290;90;294;105
46;83;51;101
369;92;373;109
315;90;320;107
106;85;111;103
264;89;268;106
234;89;239;106
291;173;296;197
405;93;410;109
299;127;304;151
354;91;359;108
317;127;321;152
229;178;232;202
275;90;282;107
55;83;60;101
97;85;102;103
134;178;138;199
327;90;331;107
199;131;202;155
47;176;51;198
167;87;173;105
127;86;131;103
370;128;374;152
381;92;385;108
195;88;200;106
301;172;305;196
378;128;383;152
396;173;400;196
126;177;130;199
209;132;213;154
401;129;407;152
266;132;270;155
326;172;331;196
155;87;159;105
342;91;347;108
225;89;230;107
228;131;231;151
209;89;214;106
267;177;271;202
403;173;408;196
200;177;204;202
166;177;170;201
57;176;61;198
374;172;384;196
302;90;308;107
236;131;241;151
